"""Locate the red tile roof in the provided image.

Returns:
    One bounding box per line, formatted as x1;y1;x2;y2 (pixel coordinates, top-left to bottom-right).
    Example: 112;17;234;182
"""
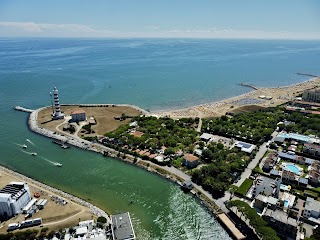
183;154;199;162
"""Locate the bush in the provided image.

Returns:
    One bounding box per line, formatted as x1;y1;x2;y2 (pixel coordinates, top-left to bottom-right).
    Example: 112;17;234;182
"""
97;216;107;223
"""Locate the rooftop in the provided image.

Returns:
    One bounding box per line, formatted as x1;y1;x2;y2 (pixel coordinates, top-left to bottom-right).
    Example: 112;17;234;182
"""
235;141;255;153
264;209;298;227
71;109;86;115
305;197;320;212
183;154;199;162
200;133;214;140
111;212;135;240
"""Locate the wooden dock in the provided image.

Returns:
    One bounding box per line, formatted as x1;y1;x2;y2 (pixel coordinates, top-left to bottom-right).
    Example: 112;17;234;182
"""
217;213;246;240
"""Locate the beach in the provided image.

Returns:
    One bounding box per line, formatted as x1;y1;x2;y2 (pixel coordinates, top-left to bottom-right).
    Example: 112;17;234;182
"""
151;77;320;118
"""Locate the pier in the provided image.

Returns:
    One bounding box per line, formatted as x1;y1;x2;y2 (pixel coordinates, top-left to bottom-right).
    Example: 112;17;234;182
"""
14;106;34;113
296;73;319;78
239;83;259;90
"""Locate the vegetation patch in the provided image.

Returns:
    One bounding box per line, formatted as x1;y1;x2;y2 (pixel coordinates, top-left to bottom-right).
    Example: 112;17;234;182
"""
236;178;254;196
228;200;280;240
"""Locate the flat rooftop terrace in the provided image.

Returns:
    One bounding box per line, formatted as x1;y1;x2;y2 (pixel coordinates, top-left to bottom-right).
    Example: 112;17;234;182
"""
111;212;135;240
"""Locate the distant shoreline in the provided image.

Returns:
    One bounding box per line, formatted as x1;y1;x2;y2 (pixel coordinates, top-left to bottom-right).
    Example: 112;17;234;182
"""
151;76;320;118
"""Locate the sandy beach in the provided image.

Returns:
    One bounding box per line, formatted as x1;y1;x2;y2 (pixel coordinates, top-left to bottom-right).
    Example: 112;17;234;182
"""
151;77;320;118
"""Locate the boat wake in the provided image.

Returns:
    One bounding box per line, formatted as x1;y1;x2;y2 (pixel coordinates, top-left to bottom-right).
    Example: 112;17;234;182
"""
26;139;35;146
40;157;62;167
20;149;36;155
13;142;25;148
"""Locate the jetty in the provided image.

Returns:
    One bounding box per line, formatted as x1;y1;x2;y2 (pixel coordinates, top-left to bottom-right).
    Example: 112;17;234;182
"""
14;106;34;113
239;83;259;90
296;73;319;78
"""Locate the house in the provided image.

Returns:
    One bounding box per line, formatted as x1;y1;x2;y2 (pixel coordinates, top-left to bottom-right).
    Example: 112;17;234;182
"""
252;176;281;198
235;141;256;154
263;209;298;239
303;197;320;224
302;88;320;103
308;169;320;185
71;110;86;122
278;151;313;165
253;195;278;211
200;133;214;143
282;169;296;182
304;143;320;156
262;151;278;172
182;154;199;168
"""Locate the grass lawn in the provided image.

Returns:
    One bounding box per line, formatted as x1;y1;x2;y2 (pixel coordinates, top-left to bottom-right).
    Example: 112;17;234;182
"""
236;178;254;196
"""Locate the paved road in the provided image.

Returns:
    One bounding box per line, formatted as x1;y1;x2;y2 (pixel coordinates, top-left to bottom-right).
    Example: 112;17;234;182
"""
234;131;278;187
234;143;268;187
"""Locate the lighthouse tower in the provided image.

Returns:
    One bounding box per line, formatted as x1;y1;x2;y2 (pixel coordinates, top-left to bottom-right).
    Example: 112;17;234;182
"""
52;87;64;120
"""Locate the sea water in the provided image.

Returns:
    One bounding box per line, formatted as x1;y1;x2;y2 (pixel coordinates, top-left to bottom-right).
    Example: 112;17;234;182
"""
1;38;320;239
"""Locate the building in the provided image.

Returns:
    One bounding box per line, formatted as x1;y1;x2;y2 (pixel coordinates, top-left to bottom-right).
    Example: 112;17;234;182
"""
0;182;31;219
199;133;214;143
263;209;298;239
304;143;320;156
282;169;296;182
303;197;320;223
51;87;64;120
182;154;199;168
252;176;280;198
262;151;278;172
234;141;255;154
302;88;320;103
111;212;135;240
71;110;86;122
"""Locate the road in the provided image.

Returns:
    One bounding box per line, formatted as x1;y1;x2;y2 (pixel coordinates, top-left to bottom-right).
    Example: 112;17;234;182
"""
234;131;278;187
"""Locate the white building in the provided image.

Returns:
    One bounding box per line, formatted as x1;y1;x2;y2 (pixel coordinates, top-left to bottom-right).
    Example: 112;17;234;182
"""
0;182;31;219
71;110;86;122
303;197;320;222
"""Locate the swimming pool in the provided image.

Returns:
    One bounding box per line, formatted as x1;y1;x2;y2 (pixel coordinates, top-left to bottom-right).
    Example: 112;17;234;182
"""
285;164;301;174
284;200;289;208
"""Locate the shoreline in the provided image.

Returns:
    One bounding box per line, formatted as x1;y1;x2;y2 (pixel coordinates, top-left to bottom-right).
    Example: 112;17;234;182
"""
27;105;223;216
0;165;109;221
150;76;320;118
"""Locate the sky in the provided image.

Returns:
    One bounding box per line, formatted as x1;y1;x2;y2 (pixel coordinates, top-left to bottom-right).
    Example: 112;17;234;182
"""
0;0;320;39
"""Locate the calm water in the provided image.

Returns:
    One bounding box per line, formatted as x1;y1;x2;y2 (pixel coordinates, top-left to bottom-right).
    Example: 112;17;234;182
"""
1;38;320;239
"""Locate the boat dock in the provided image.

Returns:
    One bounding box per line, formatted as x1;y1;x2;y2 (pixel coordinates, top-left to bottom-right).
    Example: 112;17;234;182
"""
52;140;70;149
239;83;259;90
217;213;246;240
14;106;34;113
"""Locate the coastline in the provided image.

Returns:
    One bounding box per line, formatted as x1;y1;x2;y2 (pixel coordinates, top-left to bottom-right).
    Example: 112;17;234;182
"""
151;76;320;118
0;165;109;221
28;105;223;214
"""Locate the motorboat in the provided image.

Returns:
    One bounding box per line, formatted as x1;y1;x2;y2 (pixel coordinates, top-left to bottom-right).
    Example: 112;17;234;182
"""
22;144;27;148
31;152;37;156
54;162;62;167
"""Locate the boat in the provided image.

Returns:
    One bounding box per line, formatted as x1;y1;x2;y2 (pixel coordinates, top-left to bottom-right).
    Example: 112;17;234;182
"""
22;144;27;148
31;152;37;156
54;162;62;167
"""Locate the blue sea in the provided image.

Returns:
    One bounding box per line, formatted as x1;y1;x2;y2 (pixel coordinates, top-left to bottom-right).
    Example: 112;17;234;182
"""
0;38;320;239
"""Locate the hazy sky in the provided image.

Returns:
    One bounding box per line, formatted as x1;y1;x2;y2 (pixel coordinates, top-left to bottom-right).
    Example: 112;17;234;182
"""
0;0;320;39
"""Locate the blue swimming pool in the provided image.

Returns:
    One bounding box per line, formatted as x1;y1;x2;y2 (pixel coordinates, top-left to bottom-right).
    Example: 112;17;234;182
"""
285;164;301;174
284;200;289;208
